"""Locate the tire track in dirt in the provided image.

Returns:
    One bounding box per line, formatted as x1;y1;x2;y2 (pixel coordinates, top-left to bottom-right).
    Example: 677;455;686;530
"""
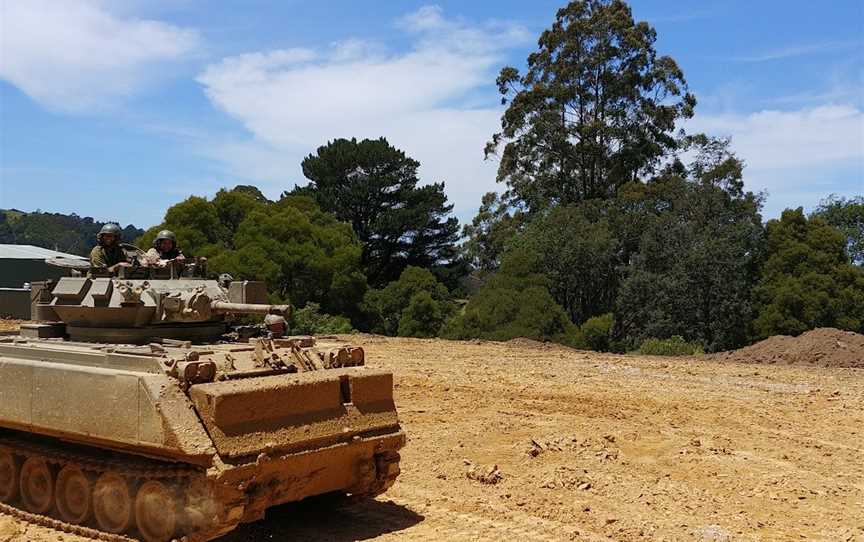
757;425;864;453
387;486;612;542
239;493;603;541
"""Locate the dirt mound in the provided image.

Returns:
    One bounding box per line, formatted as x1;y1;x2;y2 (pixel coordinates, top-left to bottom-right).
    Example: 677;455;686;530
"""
713;327;864;368
504;337;548;348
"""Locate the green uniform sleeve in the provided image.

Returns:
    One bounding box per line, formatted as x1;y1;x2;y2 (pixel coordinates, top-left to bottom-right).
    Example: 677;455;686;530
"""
90;246;107;268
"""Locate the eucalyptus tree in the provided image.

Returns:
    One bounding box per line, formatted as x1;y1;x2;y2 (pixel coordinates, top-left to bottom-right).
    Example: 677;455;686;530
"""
486;0;696;211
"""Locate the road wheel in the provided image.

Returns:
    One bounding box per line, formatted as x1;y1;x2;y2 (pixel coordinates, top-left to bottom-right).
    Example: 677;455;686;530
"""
0;450;19;503
19;457;54;513
183;478;217;532
55;465;92;524
135;480;178;542
93;472;132;534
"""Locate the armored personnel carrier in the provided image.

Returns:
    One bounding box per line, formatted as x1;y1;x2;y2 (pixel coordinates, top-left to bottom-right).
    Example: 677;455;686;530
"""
0;253;404;541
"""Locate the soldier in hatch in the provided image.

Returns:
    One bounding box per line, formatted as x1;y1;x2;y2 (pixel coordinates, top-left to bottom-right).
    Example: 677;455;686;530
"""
143;230;186;268
90;223;130;274
263;313;288;339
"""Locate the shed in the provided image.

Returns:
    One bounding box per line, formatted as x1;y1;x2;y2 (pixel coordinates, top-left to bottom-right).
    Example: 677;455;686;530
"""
0;244;87;288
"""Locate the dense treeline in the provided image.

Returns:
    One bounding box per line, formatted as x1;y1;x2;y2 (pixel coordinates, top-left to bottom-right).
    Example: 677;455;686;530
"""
453;0;863;352
15;0;862;354
138;172;462;335
0;209;142;256
136;162;860;354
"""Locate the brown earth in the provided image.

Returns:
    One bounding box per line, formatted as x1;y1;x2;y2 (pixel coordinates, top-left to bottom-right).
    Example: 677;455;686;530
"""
711;327;864;369
2;335;863;541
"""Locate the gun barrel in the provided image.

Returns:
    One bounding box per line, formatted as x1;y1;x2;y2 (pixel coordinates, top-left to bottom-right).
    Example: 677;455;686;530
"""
211;301;291;317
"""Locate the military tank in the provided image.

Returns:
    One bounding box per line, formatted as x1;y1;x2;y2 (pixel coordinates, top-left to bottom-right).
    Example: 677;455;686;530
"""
0;254;404;541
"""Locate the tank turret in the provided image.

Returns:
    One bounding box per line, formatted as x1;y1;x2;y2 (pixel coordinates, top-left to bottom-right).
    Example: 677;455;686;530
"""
36;275;289;343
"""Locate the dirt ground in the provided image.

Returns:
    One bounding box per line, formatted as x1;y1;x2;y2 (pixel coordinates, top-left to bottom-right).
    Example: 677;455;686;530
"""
1;335;862;541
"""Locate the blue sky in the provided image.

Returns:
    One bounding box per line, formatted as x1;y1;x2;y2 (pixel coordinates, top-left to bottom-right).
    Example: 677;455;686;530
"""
0;0;862;229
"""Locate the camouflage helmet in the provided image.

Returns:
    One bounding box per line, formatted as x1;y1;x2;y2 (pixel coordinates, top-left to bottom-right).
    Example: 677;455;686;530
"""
153;229;177;249
264;313;288;338
264;313;287;327
96;223;122;242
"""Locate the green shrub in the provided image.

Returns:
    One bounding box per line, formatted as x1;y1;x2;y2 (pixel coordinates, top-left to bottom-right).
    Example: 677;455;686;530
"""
580;313;614;351
441;242;590;348
637;336;704;356
290;302;353;335
567;327;588;349
441;261;583;347
362;266;455;336
398;291;446;338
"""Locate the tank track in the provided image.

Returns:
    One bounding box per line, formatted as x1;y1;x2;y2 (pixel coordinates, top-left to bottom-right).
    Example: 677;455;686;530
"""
0;500;137;542
0;434;239;542
342;450;402;505
0;435;402;541
0;433;197;480
367;450;402;497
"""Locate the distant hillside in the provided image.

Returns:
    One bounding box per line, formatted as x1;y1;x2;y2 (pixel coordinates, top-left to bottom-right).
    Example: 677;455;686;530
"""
0;209;144;257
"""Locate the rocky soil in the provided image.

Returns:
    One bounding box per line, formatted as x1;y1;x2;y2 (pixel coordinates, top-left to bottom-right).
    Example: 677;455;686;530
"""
2;334;862;541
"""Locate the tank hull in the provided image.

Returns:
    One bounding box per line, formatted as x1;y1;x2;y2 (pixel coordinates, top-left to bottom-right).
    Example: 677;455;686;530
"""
220;432;404;523
65;322;228;344
0;338;404;541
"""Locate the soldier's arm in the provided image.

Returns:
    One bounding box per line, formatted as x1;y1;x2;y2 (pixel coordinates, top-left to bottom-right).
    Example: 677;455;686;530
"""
90;246;107;268
110;249;132;272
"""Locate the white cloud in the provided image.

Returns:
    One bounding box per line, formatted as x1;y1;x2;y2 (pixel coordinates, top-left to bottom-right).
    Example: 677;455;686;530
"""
196;5;529;219
397;5;448;32
689;105;864;215
731;40;859;62
0;0;200;112
196;5;862;223
691;105;863;170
